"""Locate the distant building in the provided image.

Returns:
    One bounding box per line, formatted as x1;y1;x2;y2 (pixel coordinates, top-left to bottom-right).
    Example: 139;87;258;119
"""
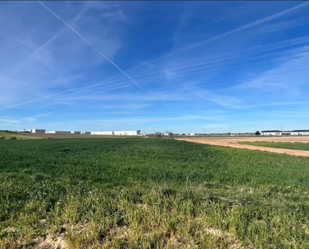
90;130;141;136
31;129;45;134
71;131;81;134
261;130;309;136
261;130;282;136
114;130;141;135
195;133;207;136
91;131;114;135
46;131;71;134
19;129;32;133
291;130;309;136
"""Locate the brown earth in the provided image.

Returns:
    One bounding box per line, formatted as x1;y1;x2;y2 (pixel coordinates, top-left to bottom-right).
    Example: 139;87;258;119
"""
176;136;309;157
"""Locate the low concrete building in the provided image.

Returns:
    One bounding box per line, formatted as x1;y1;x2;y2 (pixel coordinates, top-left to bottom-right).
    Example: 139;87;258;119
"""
91;130;141;136
195;133;208;136
114;130;141;135
31;129;46;134
46;131;71;134
71;131;81;134
261;130;282;136
261;130;309;136
19;129;32;133
291;130;309;136
91;131;114;135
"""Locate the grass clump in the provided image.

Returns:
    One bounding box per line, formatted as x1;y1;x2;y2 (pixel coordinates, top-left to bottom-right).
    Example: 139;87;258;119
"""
1;138;309;248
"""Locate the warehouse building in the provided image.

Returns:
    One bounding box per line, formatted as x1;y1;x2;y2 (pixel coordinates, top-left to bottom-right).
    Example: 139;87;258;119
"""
19;129;32;133
71;131;81;134
18;129;45;134
195;133;208;136
261;130;309;136
46;131;71;134
91;130;141;136
114;130;141;135
261;130;282;136
31;129;46;134
91;131;114;135
291;130;309;136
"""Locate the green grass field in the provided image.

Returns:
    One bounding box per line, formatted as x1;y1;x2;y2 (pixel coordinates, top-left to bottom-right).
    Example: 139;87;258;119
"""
1;138;309;248
0;131;40;140
240;141;309;151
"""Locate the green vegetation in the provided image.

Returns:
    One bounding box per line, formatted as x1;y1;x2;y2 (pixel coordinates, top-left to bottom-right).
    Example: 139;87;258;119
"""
1;138;309;248
0;131;40;140
240;141;309;151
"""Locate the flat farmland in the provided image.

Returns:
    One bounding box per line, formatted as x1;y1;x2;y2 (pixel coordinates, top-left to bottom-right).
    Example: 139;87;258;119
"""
239;141;309;151
177;136;309;157
1;138;309;248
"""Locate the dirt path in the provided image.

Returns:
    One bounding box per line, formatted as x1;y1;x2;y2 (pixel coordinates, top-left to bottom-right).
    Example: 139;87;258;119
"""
176;137;309;157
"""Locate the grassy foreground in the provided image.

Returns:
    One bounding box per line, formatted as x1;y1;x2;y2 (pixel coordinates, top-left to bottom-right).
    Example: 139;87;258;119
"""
240;141;309;151
1;138;309;248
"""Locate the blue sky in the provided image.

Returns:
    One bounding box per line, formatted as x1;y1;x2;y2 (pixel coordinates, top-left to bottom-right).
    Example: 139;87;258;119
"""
1;1;309;133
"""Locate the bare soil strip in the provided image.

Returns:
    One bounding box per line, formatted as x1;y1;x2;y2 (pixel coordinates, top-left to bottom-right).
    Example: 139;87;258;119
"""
177;137;309;157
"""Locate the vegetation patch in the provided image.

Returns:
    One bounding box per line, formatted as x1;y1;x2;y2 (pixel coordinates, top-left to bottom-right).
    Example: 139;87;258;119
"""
1;138;309;248
0;131;40;140
240;141;309;151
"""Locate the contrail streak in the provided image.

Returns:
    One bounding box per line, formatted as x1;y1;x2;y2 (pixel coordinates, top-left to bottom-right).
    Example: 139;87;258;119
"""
0;78;111;111
3;41;307;112
189;1;309;49
8;3;88;77
0;76;133;111
8;30;62;77
129;2;309;69
38;1;147;93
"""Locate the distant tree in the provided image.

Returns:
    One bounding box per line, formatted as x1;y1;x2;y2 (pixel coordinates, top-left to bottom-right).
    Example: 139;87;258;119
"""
155;132;163;138
166;131;174;139
255;131;261;136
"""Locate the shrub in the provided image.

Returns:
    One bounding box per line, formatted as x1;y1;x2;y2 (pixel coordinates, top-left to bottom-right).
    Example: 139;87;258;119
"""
10;137;17;140
155;132;163;138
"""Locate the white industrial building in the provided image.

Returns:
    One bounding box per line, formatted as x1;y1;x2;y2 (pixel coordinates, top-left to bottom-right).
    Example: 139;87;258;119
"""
290;130;309;136
19;129;32;133
261;130;309;136
19;129;45;134
261;130;282;136
46;131;71;134
31;129;46;134
91;131;114;135
91;130;141;136
195;133;208;136
71;131;81;134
